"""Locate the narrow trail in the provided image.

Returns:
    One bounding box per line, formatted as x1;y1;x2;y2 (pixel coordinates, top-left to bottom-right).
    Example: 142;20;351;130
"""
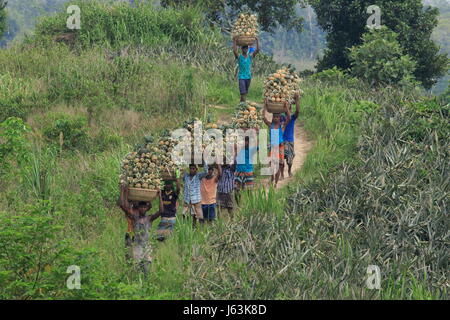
275;123;314;189
260;112;314;190
210;103;315;190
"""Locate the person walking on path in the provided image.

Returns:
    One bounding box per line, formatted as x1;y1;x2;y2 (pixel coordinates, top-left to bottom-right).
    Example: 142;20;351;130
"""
282;92;301;179
200;164;222;222
263;102;291;187
156;178;181;241
182;164;208;226
233;37;260;102
119;184;163;275
217;162;236;220
234;135;258;204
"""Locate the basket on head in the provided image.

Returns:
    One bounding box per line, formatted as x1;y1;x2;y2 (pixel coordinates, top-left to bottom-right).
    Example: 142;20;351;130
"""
266;101;286;114
128;188;158;202
161;171;177;181
236;36;256;47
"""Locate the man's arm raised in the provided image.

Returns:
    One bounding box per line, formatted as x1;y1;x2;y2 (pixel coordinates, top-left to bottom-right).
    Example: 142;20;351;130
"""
233;38;239;59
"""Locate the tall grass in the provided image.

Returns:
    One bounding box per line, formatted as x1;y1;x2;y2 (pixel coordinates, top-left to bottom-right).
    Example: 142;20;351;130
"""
34;1;218;49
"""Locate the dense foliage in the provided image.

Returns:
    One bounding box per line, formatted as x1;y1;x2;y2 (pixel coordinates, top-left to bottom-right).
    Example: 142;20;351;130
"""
162;0;305;32
0;0;6;40
311;0;449;89
349;27;417;87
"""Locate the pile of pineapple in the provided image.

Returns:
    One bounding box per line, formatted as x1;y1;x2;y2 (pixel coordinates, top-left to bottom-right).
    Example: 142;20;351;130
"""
232;102;262;129
264;66;302;104
156;134;179;175
181;118;210;164
119;150;164;190
232;13;259;39
120;131;182;189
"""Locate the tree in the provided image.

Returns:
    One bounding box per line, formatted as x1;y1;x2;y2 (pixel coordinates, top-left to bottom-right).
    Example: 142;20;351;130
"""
311;0;449;89
0;1;7;40
161;0;305;33
349;27;416;87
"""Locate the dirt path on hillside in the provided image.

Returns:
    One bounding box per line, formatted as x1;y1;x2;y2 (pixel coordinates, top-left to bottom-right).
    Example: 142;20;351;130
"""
211;102;314;190
275;123;314;189
258;113;314;190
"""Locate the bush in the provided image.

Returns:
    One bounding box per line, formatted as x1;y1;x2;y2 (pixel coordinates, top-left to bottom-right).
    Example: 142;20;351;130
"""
311;67;360;87
0;201;102;299
0;117;30;175
43;114;89;151
349;27;417;87
34;1;218;49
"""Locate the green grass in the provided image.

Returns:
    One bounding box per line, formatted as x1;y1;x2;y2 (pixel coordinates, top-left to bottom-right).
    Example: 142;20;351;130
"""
0;1;447;300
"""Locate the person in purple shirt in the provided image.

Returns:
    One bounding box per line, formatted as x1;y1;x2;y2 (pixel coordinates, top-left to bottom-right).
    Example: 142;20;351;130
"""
282;92;301;179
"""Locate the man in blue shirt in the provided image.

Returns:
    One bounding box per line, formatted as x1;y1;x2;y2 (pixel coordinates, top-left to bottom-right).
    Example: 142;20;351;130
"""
233;37;260;102
282;92;301;179
234;136;258;194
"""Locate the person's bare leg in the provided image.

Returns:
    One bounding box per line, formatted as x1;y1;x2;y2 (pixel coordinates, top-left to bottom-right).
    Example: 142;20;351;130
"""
274;167;282;186
228;208;234;220
240;94;247;102
288;163;293;177
125;233;132;262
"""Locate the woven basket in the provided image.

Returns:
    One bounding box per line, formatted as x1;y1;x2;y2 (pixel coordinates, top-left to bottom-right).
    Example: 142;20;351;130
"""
266;101;286;113
128;188;158;202
236;36;256;46
160;171;177;181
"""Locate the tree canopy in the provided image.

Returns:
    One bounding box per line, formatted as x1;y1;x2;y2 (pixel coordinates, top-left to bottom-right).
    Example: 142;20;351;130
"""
349;27;416;87
0;1;7;39
161;0;305;33
311;0;449;89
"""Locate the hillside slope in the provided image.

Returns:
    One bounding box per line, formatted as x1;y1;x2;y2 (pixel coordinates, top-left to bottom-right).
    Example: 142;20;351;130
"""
0;1;448;300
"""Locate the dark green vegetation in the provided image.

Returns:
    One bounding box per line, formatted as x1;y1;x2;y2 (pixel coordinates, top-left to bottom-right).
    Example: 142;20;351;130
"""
0;1;448;299
311;0;449;89
162;0;305;32
0;1;6;39
349;27;417;87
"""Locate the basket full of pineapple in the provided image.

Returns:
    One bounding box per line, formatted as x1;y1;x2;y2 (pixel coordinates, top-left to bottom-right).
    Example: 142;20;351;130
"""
264;66;302;113
232;13;259;46
231;102;262;130
119;149;163;202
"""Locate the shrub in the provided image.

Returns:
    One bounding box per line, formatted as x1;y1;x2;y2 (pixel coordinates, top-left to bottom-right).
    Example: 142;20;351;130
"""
0;201;101;299
349;27;417;87
34;1;218;49
43;114;89;151
0;117;30;174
